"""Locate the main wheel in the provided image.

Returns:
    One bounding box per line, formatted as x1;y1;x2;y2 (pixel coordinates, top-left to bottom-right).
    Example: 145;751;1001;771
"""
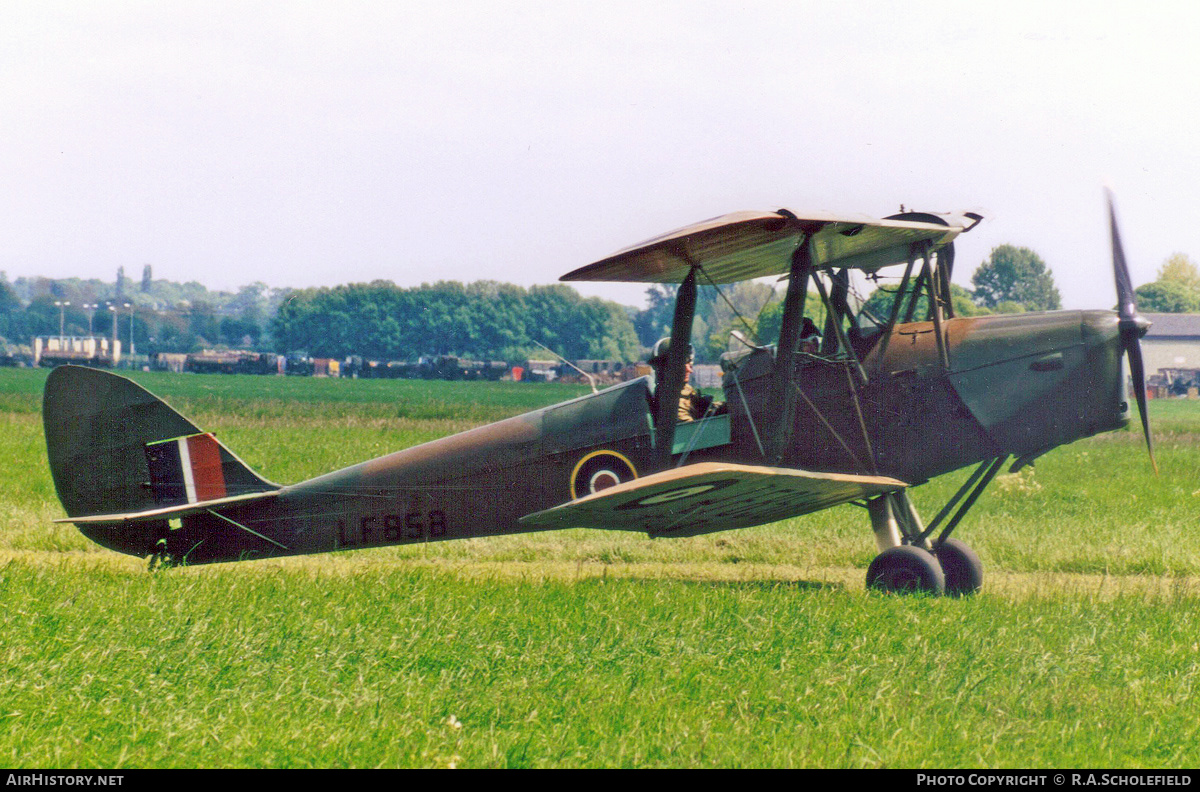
933;538;983;597
866;545;945;595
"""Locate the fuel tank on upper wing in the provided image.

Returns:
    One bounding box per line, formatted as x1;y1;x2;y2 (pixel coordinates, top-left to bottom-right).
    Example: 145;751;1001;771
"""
943;310;1129;459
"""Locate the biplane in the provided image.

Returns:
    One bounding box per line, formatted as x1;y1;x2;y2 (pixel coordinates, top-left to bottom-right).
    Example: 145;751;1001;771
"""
43;195;1154;594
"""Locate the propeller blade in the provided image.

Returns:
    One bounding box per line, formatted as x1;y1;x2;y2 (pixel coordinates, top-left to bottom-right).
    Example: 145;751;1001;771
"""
1108;190;1137;323
1108;190;1157;473
1123;323;1158;474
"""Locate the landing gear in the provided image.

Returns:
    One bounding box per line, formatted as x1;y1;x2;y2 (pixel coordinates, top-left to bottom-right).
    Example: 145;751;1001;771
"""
866;469;997;597
147;537;177;571
933;538;984;597
865;538;984;596
866;545;945;595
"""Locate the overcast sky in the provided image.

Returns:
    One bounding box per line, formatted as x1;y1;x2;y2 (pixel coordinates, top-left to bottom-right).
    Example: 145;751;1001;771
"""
3;1;1198;310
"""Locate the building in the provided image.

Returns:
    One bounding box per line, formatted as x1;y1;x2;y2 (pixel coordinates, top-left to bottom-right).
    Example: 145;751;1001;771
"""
33;336;120;367
1141;313;1200;374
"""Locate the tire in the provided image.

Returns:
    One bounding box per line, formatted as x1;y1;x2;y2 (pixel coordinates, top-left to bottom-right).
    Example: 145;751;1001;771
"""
866;545;946;595
934;538;984;597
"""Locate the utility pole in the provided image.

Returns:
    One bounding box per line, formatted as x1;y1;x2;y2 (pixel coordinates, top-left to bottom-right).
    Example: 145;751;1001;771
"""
53;301;71;343
124;302;134;363
108;304;118;364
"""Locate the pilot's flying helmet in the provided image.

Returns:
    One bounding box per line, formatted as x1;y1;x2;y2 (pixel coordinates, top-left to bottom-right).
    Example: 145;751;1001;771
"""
649;337;693;366
799;317;821;341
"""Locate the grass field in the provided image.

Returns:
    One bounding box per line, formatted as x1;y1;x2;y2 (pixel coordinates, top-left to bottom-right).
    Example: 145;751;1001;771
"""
2;368;1199;767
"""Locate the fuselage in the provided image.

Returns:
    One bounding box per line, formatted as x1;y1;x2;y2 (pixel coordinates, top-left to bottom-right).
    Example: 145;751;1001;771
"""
719;308;1130;484
151;309;1130;565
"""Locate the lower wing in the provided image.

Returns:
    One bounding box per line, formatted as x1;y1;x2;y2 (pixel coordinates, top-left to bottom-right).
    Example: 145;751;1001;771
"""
520;462;906;537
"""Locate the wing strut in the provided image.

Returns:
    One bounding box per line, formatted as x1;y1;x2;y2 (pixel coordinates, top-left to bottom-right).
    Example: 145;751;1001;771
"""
653;266;698;465
812;270;869;385
867;245;919;375
768;237;812;463
924;242;951;371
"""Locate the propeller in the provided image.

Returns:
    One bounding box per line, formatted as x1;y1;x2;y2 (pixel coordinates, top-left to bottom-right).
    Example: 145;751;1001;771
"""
1108;190;1157;473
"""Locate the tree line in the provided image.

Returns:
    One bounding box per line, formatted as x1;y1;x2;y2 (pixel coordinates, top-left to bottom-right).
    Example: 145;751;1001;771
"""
1132;253;1200;312
3;243;1195;364
0;269;278;357
0;269;643;363
271;281;639;362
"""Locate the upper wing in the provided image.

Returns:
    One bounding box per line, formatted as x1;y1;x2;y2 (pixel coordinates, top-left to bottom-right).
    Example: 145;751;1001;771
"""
561;209;972;284
519;461;905;537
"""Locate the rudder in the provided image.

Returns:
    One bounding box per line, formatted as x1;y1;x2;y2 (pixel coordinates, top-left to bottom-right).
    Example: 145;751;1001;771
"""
43;366;277;519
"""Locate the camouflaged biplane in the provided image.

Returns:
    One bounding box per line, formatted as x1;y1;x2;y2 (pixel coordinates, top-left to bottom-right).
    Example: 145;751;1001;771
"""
43;194;1154;594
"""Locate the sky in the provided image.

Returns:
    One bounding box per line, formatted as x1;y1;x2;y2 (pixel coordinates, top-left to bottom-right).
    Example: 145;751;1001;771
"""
3;1;1198;310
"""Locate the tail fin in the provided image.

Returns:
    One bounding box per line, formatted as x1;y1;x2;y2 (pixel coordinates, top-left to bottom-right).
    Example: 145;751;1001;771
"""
43;366;278;520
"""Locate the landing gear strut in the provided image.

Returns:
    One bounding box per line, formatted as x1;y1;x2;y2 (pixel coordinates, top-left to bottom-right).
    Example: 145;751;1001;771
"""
865;458;1003;595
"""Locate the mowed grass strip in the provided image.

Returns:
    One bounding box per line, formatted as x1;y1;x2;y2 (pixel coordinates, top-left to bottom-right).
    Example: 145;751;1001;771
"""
4;367;1200;767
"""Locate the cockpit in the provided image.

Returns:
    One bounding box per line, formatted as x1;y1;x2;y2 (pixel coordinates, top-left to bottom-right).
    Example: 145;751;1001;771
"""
559;206;982;469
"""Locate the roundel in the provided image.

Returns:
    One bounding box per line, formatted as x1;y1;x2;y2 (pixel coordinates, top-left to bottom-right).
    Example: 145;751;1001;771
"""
570;450;638;500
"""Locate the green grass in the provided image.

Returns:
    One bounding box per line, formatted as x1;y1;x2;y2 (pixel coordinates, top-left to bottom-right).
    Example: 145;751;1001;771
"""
2;368;1200;767
3;563;1199;768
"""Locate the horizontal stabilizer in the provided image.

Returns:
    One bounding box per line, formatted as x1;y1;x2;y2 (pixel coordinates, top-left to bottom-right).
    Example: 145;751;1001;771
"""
55;489;280;525
519;462;905;537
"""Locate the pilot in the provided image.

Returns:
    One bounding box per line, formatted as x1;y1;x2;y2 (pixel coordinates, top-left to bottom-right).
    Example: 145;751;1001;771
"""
649;338;726;422
798;317;821;355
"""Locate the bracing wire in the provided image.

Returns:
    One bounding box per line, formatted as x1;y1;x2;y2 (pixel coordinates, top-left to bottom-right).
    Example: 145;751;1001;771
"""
695;265;767;347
